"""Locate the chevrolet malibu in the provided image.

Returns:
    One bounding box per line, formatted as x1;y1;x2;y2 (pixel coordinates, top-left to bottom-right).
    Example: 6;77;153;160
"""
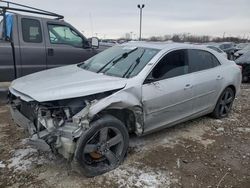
9;42;241;176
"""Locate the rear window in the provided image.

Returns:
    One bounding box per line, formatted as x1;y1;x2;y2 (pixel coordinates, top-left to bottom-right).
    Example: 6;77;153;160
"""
188;49;220;73
21;18;42;43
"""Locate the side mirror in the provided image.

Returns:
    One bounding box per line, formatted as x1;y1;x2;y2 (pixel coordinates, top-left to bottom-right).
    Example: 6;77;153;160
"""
144;76;156;84
91;37;99;48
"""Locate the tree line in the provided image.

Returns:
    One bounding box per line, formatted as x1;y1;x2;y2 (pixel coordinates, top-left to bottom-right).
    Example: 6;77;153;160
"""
147;33;249;43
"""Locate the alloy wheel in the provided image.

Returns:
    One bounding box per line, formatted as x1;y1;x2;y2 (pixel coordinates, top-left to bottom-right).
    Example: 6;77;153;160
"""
83;126;124;168
218;89;234;117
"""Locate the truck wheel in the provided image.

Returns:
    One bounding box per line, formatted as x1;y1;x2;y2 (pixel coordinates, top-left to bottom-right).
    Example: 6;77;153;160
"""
211;87;235;119
73;115;129;177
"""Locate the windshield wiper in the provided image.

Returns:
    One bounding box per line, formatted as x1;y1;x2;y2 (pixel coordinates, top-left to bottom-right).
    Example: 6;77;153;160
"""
122;49;146;78
97;47;138;73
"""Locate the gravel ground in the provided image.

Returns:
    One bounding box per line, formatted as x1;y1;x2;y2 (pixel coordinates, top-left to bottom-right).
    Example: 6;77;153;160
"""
0;84;249;188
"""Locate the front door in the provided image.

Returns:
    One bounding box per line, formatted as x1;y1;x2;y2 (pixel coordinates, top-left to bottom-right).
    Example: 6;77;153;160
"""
142;49;194;134
45;23;96;69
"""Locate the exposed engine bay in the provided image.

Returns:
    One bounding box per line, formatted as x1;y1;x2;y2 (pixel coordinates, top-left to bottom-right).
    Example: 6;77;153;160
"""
9;91;117;159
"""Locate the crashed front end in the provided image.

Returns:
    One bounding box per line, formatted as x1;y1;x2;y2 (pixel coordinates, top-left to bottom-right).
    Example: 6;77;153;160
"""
8;91;109;160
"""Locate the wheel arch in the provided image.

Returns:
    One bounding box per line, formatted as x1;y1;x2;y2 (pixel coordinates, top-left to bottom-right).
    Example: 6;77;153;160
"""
211;84;236;119
91;107;142;135
88;91;144;135
212;84;237;112
227;84;236;95
218;84;237;101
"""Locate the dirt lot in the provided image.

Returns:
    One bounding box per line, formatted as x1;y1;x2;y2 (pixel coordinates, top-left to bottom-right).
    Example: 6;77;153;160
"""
0;84;250;188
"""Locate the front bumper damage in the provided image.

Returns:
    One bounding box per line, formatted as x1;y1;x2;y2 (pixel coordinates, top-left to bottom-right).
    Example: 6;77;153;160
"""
9;98;90;159
8;87;144;161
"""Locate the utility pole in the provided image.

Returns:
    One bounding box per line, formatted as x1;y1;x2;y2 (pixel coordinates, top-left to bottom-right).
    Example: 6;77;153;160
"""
137;4;145;41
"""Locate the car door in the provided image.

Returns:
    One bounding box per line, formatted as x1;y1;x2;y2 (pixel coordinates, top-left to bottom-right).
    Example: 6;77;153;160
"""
142;49;195;133
188;49;223;114
18;17;47;76
45;23;97;69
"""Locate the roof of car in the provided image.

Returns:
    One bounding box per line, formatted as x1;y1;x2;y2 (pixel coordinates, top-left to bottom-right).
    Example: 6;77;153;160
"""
122;41;206;51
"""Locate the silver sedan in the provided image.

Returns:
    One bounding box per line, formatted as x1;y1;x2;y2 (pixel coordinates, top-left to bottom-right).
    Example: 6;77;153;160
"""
9;42;242;176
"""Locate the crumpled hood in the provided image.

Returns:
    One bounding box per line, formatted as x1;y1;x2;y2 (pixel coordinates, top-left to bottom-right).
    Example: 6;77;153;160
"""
10;65;127;102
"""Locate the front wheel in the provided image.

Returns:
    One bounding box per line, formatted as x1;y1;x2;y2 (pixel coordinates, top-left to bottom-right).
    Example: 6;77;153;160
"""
74;115;129;177
211;87;235;119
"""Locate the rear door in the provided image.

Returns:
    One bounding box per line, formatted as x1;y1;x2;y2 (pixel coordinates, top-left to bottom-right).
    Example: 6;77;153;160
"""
44;22;96;69
142;49;195;133
188;49;223;113
18;17;47;76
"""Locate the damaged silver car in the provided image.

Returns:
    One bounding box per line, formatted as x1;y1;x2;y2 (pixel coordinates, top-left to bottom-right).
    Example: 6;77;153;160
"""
9;42;241;176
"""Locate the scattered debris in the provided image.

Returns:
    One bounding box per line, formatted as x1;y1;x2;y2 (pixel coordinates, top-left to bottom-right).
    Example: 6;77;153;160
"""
105;165;172;188
236;127;250;133
176;158;181;168
0;161;5;168
216;127;225;132
216;172;229;188
215;120;223;123
8;148;46;172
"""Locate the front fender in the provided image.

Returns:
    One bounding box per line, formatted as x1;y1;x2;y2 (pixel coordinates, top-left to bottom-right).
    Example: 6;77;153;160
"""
88;90;142;118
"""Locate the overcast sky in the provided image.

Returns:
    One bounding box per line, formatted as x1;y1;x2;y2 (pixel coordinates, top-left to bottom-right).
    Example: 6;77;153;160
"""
11;0;250;39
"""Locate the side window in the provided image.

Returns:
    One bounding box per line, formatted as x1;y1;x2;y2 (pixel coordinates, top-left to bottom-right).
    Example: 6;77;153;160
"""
48;24;85;47
188;49;220;73
151;49;188;80
21;18;42;43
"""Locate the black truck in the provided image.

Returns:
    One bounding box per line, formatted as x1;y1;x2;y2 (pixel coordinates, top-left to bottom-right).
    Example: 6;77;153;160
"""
0;1;104;82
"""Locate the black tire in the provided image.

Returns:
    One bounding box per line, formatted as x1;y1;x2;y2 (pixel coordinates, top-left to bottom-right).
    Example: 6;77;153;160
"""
211;87;235;119
73;115;129;177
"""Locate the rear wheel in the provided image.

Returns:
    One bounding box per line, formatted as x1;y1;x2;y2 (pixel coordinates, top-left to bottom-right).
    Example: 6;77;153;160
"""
74;115;129;177
212;87;235;119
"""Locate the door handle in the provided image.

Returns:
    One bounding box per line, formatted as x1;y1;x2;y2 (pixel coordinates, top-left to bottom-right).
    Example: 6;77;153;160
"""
216;75;223;80
48;48;54;56
184;84;193;90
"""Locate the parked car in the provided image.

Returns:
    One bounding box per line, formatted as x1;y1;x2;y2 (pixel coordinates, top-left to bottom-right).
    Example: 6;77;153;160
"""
0;1;105;82
205;45;228;59
235;43;249;51
9;42;242;176
234;44;250;58
235;51;250;82
216;42;236;60
99;41;117;47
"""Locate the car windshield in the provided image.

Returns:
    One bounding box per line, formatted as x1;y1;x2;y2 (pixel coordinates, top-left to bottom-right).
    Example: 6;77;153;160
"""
78;46;159;78
0;16;3;40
